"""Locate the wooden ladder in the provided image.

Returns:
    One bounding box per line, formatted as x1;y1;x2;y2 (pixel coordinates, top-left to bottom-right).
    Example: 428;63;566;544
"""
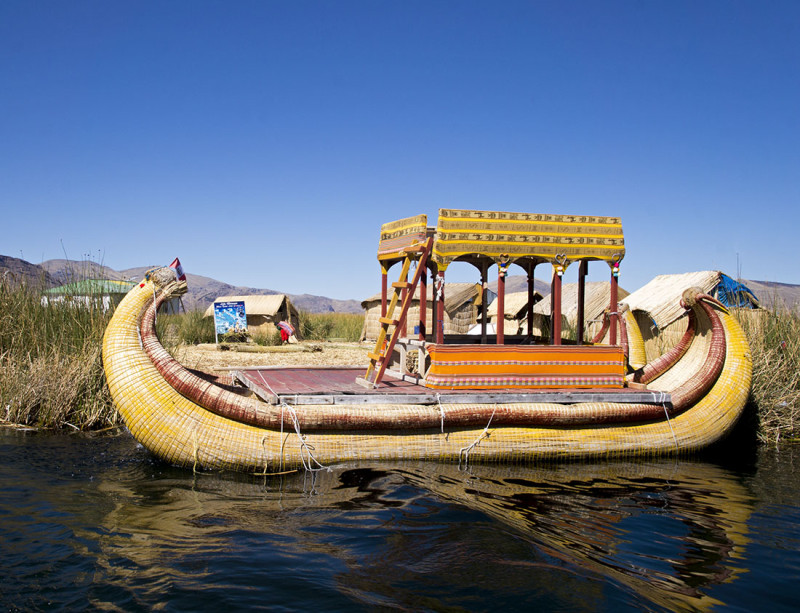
356;237;433;389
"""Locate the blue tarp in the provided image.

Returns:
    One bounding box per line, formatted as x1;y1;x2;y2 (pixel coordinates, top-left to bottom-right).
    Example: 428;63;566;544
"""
715;274;759;308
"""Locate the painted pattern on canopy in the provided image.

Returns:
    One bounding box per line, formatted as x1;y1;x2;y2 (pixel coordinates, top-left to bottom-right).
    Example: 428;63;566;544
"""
377;214;429;262
431;209;625;271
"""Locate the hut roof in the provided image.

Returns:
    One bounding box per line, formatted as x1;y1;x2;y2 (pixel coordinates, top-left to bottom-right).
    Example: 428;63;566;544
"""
487;290;544;318
621;271;759;329
361;282;483;316
203;294;294;318
44;279;136;295
533;282;628;321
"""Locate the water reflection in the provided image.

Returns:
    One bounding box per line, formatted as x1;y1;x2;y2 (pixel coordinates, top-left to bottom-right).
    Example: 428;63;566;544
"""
396;461;754;611
91;452;754;611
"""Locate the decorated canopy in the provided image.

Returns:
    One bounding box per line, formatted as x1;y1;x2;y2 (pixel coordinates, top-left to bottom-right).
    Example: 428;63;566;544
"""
377;214;430;264
376;210;625;272
431;209;625;271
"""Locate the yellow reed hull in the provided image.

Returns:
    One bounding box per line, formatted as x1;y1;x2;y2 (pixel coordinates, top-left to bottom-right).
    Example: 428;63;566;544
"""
102;277;752;472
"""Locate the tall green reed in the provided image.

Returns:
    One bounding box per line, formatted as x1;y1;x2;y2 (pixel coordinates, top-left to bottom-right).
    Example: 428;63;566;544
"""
738;308;800;444
0;274;117;429
298;311;364;341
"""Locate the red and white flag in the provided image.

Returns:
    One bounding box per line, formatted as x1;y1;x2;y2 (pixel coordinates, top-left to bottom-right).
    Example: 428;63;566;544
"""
170;258;186;281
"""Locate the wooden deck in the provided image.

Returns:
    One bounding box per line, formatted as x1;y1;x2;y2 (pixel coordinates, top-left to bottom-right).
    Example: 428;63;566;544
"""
232;367;669;406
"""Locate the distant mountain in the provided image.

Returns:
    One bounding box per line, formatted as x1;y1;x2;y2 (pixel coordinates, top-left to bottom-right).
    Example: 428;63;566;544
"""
744;279;800;312
0;255;57;288
40;259;126;285
487;274;551;296
38;259;362;314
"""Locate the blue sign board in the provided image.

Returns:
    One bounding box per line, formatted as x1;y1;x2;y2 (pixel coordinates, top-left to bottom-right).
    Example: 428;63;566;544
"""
213;301;247;340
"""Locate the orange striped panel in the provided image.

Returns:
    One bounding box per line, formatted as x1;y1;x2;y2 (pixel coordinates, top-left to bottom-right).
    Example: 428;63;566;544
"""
425;344;625;390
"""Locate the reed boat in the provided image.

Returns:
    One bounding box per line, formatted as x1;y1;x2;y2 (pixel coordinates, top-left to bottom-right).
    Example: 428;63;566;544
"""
102;210;752;472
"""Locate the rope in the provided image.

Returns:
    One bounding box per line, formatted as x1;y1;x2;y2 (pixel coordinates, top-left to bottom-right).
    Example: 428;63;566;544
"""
254;371;328;472
280;402;329;473
653;391;679;452
459;406;497;468
191;428;199;474
435;393;448;439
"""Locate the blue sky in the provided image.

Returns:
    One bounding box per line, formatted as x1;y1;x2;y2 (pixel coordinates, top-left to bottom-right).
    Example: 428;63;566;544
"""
2;1;798;300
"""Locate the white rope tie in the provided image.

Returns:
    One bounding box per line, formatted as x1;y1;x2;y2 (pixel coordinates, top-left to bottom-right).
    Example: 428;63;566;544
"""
254;371;328;472
435;393;445;434
653;391;679;452
280;402;329;473
459;407;497;468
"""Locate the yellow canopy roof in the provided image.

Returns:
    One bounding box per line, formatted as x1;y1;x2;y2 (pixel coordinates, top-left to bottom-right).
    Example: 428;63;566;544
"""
376;210;625;272
432;209;625;271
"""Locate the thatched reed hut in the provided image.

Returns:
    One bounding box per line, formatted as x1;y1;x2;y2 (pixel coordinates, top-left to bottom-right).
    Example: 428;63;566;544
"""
486;290;545;335
621;271;761;360
533;281;629;341
361;282;483;341
203;294;301;339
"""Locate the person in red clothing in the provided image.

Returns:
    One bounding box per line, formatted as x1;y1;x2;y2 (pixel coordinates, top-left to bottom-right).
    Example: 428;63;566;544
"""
276;320;294;344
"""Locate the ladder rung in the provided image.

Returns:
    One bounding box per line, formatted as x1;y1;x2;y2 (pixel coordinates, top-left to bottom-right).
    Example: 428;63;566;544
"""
379;317;399;326
392;281;412;289
367;352;384;362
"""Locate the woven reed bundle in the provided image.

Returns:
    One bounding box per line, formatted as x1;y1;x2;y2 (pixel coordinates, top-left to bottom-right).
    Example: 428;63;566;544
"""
102;269;752;472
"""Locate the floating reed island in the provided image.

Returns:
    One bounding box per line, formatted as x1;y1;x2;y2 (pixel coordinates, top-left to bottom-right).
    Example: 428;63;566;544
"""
101;209;753;472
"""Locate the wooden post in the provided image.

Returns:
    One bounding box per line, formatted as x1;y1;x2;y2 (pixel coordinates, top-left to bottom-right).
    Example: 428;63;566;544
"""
419;265;427;341
400;267;408;339
526;262;536;338
431;265;439;344
380;265;388;319
551;265;563;345
497;263;506;345
577;260;587;345
610;265;619;346
436;271;445;344
480;262;488;344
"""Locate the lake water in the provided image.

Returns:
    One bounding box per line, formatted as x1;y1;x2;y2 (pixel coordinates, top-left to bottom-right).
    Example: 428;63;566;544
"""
2;428;800;612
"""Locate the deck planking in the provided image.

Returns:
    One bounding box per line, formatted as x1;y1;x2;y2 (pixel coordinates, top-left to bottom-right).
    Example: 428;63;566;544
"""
233;367;671;407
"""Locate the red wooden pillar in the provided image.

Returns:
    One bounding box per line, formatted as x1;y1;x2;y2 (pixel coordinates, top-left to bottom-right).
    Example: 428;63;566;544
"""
526;262;535;338
480;262;489;344
609;264;619;346
497;263;506;345
551;265;563;345
380;265;388;319
576;260;588;345
419;265;427;341
435;271;445;344
400;268;408;339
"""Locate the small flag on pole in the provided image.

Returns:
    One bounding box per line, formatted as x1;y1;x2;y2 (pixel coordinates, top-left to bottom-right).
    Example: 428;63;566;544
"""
170;258;186;281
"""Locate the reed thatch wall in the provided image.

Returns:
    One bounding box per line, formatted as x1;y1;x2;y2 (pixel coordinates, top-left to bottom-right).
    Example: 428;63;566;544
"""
361;282;482;341
487;282;626;341
621;271;762;361
203;294;301;338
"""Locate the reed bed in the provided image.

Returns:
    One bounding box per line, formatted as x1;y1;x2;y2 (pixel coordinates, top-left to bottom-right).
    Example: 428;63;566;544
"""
738;308;800;445
0;277;117;429
154;310;216;347
298;311;364;342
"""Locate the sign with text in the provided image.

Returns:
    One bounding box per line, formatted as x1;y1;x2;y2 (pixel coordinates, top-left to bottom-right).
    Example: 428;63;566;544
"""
213;301;247;342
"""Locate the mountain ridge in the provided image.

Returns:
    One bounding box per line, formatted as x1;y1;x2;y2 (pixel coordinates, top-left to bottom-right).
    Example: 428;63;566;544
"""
5;255;800;313
35;258;363;313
